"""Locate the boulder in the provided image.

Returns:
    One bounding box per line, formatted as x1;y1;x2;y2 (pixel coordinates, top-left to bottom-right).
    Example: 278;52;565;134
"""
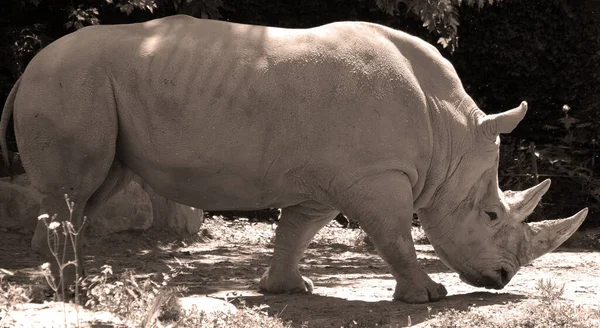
87;180;154;236
0;176;41;232
175;296;237;315
5;302;122;327
142;182;204;234
0;174;203;236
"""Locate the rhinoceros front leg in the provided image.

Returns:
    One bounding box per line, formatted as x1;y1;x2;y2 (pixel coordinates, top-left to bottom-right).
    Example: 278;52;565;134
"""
343;173;447;303
260;202;338;294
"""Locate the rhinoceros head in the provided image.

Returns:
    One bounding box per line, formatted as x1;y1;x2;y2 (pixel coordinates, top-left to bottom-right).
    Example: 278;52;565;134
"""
418;101;588;290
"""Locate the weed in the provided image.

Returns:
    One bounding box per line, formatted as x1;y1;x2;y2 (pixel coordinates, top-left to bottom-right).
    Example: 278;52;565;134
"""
37;194;87;304
426;278;600;328
169;305;291;328
0;269;31;327
536;277;565;303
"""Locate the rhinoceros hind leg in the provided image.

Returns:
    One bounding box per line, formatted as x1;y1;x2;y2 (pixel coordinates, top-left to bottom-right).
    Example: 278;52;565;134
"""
32;160;132;295
259;202;338;294
84;160;134;217
17;72;118;295
341;173;447;303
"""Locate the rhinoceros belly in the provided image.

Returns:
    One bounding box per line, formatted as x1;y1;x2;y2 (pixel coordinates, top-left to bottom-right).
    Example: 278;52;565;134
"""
116;140;308;211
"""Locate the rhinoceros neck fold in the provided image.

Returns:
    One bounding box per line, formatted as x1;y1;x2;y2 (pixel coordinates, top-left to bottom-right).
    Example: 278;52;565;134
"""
412;92;479;212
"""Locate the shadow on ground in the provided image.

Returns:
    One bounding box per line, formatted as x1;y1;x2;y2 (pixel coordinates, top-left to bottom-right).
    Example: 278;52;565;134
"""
0;228;530;327
238;292;526;327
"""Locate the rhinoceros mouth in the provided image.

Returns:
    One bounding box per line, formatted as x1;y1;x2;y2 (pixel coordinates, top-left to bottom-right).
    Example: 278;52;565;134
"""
459;266;513;290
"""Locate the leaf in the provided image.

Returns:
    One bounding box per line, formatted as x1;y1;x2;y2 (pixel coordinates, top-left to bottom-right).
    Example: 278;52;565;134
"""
543;125;560;130
0;268;14;276
375;0;398;15
437;37;449;48
449;16;460;27
559;116;580;129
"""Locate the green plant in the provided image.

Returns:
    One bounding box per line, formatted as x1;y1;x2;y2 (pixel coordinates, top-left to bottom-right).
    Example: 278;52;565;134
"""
374;0;504;51
82;264;293;327
427;279;600;328
171;303;291;328
536;277;565;303
84;263;187;326
535;105;599;202
0;269;31;327
38;194;87;305
36;194;86;327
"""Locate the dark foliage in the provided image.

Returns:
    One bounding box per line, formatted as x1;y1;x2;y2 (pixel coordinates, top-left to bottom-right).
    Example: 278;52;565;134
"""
452;1;600;226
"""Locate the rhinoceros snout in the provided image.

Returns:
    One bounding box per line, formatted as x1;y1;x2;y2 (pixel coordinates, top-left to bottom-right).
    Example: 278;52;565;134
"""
483;267;512;289
460;266;514;290
499;267;511;286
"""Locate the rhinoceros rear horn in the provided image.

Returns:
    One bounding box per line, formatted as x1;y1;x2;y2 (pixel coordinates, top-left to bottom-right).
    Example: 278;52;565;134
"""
507;179;551;222
479;101;528;137
523;208;588;264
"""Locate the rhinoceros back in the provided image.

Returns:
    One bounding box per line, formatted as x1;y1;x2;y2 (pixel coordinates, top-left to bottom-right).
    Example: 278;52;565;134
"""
14;16;455;210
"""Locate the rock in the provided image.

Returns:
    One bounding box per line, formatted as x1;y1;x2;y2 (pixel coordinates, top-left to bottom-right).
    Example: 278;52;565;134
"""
0;174;203;236
87;180;153;237
0;176;41;231
174;296;237;315
142;182;204;234
4;302;122;327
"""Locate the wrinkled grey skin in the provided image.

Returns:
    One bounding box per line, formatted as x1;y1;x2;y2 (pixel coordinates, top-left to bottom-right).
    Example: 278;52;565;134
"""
0;16;587;303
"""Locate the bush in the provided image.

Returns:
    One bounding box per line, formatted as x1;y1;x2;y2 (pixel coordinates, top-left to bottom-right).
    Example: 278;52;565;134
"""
458;1;600;225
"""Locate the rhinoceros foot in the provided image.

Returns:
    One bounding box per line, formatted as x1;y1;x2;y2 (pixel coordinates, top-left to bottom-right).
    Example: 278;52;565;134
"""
259;268;313;294
393;275;447;303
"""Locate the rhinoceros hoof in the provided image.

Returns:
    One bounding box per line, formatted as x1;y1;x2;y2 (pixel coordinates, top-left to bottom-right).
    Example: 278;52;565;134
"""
259;270;314;294
393;281;447;303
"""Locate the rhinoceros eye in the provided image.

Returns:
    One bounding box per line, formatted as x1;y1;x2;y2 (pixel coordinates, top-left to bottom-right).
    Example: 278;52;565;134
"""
485;211;498;221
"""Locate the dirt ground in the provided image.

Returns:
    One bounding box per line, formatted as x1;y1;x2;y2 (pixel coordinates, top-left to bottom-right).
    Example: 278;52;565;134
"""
1;217;599;327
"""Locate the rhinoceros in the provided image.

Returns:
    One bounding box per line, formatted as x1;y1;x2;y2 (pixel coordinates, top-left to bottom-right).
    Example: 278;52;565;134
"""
0;15;588;303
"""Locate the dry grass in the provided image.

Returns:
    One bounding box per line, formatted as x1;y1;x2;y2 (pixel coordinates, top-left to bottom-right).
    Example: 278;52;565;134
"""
171;305;292;328
3;214;599;327
0;269;31;327
0;213;290;328
201;215;277;245
85;267;291;327
1;262;291;327
423;278;600;328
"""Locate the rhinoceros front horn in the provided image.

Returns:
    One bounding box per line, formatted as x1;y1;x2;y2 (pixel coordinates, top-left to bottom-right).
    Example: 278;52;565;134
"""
523;208;588;264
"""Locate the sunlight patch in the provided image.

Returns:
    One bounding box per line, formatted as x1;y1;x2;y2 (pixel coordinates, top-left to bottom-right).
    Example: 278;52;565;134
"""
140;35;160;56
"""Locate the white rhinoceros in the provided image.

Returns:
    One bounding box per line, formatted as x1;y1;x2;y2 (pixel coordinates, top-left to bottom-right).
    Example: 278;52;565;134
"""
0;15;588;303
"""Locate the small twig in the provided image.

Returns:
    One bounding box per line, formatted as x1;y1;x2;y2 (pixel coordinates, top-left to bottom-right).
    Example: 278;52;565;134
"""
592;139;596;179
529;142;539;184
500;173;592;179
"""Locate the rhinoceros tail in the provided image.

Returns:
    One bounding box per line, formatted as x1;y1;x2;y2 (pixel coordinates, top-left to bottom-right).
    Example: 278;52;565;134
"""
0;77;21;180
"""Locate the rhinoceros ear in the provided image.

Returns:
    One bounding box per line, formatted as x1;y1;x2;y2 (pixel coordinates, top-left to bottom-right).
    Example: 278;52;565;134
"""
479;102;528;138
521;208;588;265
